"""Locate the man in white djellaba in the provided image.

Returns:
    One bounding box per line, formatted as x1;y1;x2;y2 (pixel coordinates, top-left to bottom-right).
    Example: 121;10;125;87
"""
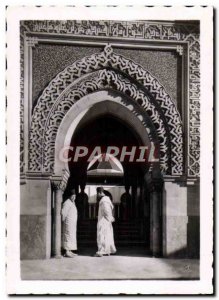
95;187;116;257
61;189;78;258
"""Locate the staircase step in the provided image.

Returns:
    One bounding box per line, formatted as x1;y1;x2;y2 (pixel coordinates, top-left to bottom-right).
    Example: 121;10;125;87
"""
78;230;141;234
78;240;147;245
77;219;147;245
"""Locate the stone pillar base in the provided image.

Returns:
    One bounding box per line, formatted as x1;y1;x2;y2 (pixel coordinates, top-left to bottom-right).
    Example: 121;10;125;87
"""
163;181;188;258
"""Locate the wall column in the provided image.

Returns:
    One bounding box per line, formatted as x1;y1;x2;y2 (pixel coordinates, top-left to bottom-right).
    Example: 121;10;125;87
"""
150;179;163;257
53;186;63;258
145;167;163;257
162;180;188;257
51;174;68;258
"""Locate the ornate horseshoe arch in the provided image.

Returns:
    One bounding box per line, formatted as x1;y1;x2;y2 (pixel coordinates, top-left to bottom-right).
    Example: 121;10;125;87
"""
29;45;183;175
53;91;160;177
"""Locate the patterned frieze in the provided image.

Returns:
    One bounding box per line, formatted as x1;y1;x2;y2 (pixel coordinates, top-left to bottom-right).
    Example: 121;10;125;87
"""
51;170;70;191
22;20;199;40
29;45;183;176
20;20;200;177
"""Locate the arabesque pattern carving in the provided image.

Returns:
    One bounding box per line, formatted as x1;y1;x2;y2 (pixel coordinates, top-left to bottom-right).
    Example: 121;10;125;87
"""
29;46;183;175
20;24;27;174
51;170;70;191
184;34;200;176
21;20;200;176
23;20;199;40
43;71;168;173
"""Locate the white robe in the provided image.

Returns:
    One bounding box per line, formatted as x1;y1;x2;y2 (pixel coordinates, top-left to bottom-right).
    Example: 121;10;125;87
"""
61;199;78;251
96;196;116;255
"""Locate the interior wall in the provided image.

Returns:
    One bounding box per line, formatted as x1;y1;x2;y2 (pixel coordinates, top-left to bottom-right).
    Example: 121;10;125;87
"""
163;181;188;258
162;181;200;258
187;183;200;258
32;44;181;110
20;179;51;259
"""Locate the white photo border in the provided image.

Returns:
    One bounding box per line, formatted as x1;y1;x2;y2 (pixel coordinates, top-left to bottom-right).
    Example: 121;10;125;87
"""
6;5;213;295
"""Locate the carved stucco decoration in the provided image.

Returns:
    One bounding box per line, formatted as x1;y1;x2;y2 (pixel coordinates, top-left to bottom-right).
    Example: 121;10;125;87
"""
22;20;199;39
20;24;27;174
21;20;200;176
51;169;70;191
43;71;168;173
29;45;183;175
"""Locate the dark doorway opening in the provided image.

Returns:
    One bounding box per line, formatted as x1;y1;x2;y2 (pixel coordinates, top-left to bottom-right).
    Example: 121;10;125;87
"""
63;114;152;255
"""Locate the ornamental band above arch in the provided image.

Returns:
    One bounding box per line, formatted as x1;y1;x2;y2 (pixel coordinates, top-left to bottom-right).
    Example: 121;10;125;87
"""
28;45;183;175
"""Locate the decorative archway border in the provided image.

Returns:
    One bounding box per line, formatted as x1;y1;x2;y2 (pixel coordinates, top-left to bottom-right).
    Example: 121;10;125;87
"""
30;87;165;173
21;21;200;177
29;46;183;175
43;71;170;172
47;89;164;173
53;92;157;176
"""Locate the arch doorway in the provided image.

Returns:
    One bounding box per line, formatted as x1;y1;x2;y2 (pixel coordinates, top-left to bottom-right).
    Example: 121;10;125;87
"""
61;104;160;256
28;46;184;260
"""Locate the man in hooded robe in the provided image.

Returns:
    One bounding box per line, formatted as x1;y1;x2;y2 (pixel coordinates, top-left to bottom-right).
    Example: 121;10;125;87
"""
61;189;78;258
95;187;116;257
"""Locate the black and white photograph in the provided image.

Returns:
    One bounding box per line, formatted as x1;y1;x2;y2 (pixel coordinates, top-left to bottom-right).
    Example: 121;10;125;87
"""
6;5;213;295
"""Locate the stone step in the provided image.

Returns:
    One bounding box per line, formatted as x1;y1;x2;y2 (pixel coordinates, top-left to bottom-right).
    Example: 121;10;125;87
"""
78;230;144;236
78;236;143;241
78;223;142;229
77;229;141;234
78;220;142;223
77;223;141;229
77;220;146;243
77;240;147;246
78;228;140;232
77;231;141;237
77;230;141;235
